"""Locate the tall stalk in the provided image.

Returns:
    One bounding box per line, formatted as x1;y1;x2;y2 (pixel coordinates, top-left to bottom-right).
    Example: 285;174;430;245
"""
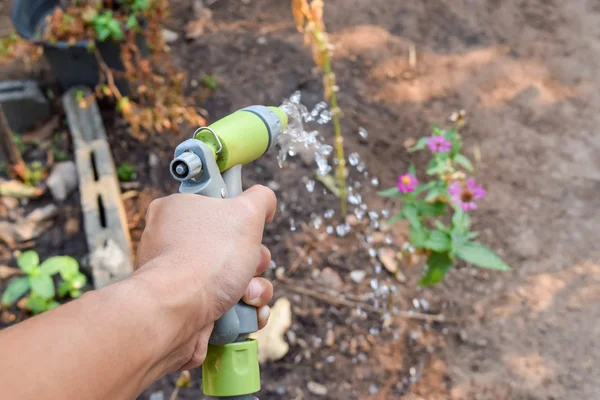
293;0;348;217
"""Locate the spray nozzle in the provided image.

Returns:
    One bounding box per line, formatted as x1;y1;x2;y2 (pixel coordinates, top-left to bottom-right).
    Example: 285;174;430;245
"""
170;151;203;182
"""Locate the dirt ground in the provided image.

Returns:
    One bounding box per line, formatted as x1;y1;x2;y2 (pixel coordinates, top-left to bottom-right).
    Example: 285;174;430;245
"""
2;0;600;399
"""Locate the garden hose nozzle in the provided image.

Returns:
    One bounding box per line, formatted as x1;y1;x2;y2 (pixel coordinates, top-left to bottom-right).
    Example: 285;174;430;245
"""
170;105;288;399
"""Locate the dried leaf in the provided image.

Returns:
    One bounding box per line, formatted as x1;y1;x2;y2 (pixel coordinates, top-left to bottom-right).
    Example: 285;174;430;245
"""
0;180;44;199
0;266;23;280
249;297;292;363
292;0;309;32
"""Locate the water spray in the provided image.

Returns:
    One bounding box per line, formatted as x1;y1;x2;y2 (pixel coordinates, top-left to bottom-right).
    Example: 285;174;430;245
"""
170;105;288;399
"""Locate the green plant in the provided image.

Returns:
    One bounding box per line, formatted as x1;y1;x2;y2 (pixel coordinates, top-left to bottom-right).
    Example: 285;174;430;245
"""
91;11;124;41
1;251;86;314
117;162;137;181
23;161;45;187
203;74;218;90
12;133;26;154
379;113;510;286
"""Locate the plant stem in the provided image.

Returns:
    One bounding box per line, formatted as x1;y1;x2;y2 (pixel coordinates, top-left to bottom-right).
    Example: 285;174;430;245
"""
168;387;180;400
323;54;348;217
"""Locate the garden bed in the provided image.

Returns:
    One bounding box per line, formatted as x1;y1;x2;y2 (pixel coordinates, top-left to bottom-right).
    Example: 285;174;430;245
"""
2;0;600;399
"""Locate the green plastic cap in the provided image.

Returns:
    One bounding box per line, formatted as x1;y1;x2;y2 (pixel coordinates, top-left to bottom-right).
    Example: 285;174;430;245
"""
202;339;260;397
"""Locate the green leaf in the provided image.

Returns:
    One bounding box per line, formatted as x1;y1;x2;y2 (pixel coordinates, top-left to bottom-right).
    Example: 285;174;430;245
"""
70;289;82;299
70;273;87;290
117;162;136;181
47;301;60;310
467;231;479;239
26;294;50;314
203;74;218;90
1;277;30;305
434;220;449;232
443;128;458;141
426;158;442;175
409;137;429;152
408;163;416;177
402;204;420;228
425;186;448;202
58;280;71;298
455;242;511;271
17;251;39;273
39;256;79;280
420;252;453;286
108;19;124;40
386;212;405;224
424;230;451;252
452;210;470;233
97;27;111;41
454;154;473;171
378;187;400;197
126;15;139;30
413;181;435;196
409;225;428;248
29;274;55;299
416;200;446;217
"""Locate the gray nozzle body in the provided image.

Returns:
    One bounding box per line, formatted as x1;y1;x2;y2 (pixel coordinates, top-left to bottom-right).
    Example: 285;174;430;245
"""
170;151;203;181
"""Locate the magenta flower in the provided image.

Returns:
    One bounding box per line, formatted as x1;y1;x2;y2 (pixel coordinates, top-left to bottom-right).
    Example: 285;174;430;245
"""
398;173;418;193
428;136;452;153
449;178;486;211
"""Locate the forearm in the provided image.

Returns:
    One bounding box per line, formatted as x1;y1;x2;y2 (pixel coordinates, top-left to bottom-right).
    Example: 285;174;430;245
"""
0;278;170;400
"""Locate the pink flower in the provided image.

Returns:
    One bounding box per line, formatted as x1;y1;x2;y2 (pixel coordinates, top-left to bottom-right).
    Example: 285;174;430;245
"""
449;178;486;211
398;173;418;193
427;136;452;153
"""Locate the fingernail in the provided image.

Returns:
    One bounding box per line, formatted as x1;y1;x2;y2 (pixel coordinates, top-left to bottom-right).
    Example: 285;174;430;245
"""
246;280;261;300
259;305;271;322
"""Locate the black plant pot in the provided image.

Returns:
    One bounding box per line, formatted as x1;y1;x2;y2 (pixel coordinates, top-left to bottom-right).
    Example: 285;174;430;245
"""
11;0;132;93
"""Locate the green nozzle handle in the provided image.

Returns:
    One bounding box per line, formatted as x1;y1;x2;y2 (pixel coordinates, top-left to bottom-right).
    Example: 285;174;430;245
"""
194;105;288;172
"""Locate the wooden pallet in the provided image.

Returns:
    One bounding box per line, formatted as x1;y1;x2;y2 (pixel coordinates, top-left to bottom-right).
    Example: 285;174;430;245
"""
63;88;134;288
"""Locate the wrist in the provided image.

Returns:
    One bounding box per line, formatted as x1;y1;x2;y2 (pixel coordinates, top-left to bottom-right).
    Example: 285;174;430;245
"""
122;257;212;370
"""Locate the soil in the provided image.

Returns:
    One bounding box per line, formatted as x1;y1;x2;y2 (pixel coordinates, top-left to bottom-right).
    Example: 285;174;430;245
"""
1;0;600;399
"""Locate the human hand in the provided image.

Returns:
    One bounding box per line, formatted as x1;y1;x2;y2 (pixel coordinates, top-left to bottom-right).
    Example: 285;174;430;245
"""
131;185;276;374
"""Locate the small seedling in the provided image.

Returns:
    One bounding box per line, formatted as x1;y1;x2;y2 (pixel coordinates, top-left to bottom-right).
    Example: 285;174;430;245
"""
1;251;86;314
117;162;137;181
23;161;45;187
203;74;218;90
380;112;510;286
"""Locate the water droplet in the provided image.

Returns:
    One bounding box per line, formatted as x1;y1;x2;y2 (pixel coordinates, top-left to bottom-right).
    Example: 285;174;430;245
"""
369;327;380;336
381;209;390;218
348;152;360;166
326;226;334;235
365;235;373;244
336;223;351;237
358;127;368;140
385;235;393;244
420;298;430;311
374;263;382;274
370;279;379;290
269;260;276;269
368;211;380;221
326;355;335;363
305;179;315;193
409;367;417;377
412;298;420;309
371;177;379;187
290;91;302;103
356;162;366;172
289;218;297;232
317;110;332;124
307;256;313;265
368;248;377;258
324;209;335;219
348;193;362;205
354;208;365;221
312;216;323;230
368;385;379;395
